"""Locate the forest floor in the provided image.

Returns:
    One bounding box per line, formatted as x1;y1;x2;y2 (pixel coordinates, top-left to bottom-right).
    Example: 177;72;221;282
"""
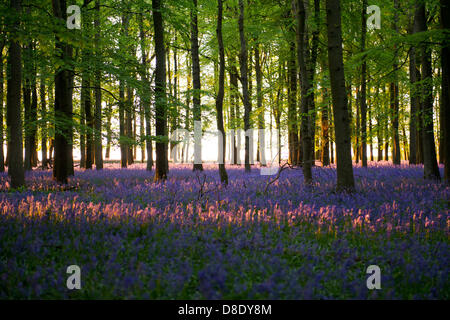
0;162;448;299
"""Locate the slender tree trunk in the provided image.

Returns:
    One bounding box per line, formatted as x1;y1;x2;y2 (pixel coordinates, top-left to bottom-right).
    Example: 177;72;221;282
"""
6;0;25;187
53;0;73;184
360;0;368;167
119;15;128;168
105;103;112;159
40;76;48;168
391;0;401;165
415;1;441;180
0;41;5;172
377;100;382;162
230;64;240;165
297;0;313;183
442;0;450;182
287;40;299;166
326;0;355;190
239;0;252;173
329;104;334;164
368;86;373;162
48;85;54;165
255;44;266;166
309;0;320;167
321;87;330;166
191;0;203;171
216;0;228;184
439;89;444;164
355;86;360;163
184;55;192;164
30;52;38;168
23;42;32;171
119;79;127;167
409;40;419;164
153;0;167;181
126;84;134;165
94;0;103;170
83;77;93;169
139;13;153;171
80;87;86;169
383;85;389;161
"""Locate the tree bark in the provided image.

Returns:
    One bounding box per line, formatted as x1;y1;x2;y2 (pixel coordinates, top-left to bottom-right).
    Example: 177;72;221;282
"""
255;44;266;166
191;0;203;171
229;63;240;165
288;39;299;166
415;1;441;180
326;0;355;191
53;0;73;184
153;0;167;181
360;0;368;167
296;0;313;183
239;0;252;173
442;0;450;182
40;75;48;168
6;0;25;187
119;14;129;168
94;0;103;170
321;87;330;166
139;13;153;170
23;41;33;171
0;40;4;172
409;41;419;164
216;0;228;184
391;0;401;165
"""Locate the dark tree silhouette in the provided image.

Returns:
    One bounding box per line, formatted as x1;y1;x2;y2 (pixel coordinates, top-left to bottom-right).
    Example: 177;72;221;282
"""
326;0;355;190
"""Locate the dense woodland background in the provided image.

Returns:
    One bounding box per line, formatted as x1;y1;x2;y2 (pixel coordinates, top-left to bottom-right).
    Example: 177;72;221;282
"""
0;0;449;189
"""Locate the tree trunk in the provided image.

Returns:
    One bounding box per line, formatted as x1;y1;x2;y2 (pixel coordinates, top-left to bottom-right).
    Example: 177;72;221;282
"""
391;0;401;165
409;40;419;164
239;0;252;173
53;0;73;184
287;40;299;166
442;0;450;182
0;41;4;172
326;0;355;191
309;0;320;167
82;77;93;169
119;15;129;168
255;44;266;166
296;0;313;183
415;1;441;180
191;0;203;171
139;13;153;171
216;0;228;184
229;64;240;165
30;51;38;168
23;41;32;171
321;87;330;166
94;0;103;170
355;86;360;163
6;0;25;187
40;75;48;168
126;84;134;165
360;0;368;167
153;0;167;181
105;103;112;159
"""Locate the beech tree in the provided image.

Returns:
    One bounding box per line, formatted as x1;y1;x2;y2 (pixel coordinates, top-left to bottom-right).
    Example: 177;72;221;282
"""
6;0;25;188
326;0;355;190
